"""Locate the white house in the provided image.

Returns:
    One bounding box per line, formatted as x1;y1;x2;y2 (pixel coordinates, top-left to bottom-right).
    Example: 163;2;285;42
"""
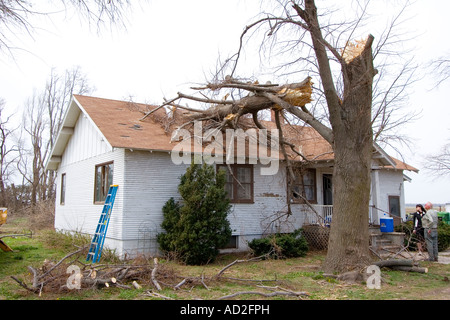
45;95;418;258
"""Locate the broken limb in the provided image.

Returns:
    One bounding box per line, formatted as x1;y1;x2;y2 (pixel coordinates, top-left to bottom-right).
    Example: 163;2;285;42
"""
155;76;316;130
217;285;309;300
151;258;162;291
216;254;269;278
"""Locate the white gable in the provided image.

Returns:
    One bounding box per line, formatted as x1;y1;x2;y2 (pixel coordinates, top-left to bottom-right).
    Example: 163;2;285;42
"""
60;112;112;167
46;97;113;170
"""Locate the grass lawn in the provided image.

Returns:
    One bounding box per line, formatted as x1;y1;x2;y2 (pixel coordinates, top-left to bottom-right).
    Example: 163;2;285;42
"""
1;216;449;301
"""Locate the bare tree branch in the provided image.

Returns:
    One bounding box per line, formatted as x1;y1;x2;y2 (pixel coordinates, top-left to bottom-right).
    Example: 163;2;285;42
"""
423;141;450;177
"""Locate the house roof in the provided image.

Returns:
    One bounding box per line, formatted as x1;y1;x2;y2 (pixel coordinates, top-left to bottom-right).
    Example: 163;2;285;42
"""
384;157;419;173
45;94;418;173
73;94;178;151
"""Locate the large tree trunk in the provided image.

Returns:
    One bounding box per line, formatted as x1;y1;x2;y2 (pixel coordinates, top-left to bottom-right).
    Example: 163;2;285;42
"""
324;131;373;272
323;36;376;273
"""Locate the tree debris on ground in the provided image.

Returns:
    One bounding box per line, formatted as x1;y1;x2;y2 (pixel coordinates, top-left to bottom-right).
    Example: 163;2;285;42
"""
9;245;431;299
323;258;428;285
10;248;308;299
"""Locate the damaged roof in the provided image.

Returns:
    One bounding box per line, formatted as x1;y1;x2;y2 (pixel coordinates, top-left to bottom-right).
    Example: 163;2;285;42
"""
45;94;418;173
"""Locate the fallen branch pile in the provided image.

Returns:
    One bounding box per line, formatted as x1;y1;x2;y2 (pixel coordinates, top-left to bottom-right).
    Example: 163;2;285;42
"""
11;248;169;295
11;247;430;299
10;249;309;299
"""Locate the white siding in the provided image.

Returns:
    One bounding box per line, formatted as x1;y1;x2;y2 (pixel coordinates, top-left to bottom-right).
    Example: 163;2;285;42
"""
55;150;124;232
120;150;188;256
375;169;406;222
54;112;125;256
228;163;306;247
60;113;111;167
119;150;307;256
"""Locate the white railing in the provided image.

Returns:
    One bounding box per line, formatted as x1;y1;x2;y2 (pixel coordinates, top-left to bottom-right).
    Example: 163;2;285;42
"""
303;204;377;225
303;205;333;226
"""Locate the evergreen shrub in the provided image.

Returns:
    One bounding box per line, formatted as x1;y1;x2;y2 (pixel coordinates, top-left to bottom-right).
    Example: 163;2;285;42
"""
248;229;308;259
157;163;232;265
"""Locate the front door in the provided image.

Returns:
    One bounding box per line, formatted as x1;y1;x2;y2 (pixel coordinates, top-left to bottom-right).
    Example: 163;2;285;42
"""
388;196;400;217
323;174;333;205
388;195;401;226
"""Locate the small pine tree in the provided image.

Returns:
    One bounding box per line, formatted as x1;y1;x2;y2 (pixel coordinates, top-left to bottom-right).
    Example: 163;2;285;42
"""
157;162;232;265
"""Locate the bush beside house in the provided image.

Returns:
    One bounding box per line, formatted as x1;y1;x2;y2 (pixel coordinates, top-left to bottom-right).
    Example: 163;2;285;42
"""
248;229;309;259
157;163;232;265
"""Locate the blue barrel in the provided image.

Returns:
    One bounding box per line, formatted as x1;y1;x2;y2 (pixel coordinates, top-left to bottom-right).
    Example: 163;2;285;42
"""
380;217;394;232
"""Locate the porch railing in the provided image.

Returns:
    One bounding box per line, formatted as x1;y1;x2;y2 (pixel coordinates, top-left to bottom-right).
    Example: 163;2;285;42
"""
303;204;377;226
303;205;333;226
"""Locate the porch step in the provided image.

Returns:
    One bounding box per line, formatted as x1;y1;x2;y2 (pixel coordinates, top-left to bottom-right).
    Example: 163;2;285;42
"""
369;231;405;259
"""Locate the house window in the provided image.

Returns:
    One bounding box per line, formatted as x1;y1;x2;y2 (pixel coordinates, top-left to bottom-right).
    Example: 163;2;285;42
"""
290;168;317;204
60;173;66;205
217;164;254;203
221;235;239;249
388;196;400;217
94;162;114;203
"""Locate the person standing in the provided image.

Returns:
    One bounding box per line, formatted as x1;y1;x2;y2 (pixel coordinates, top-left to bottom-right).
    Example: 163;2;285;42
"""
412;204;426;255
423;202;439;262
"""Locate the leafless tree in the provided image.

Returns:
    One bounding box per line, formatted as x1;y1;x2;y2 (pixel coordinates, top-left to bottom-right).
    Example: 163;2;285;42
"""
17;91;47;205
16;67;93;205
429;55;450;88
423;141;450;178
0;98;19;206
44;67;93;199
424;54;450;176
149;0;416;273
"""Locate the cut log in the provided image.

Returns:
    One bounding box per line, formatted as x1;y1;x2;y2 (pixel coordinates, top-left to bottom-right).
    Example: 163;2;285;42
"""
391;266;428;273
373;259;413;268
371;260;427;274
151;258;162;291
132;281;142;289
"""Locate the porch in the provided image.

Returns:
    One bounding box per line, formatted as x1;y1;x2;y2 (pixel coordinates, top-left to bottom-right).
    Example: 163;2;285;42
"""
302;204;379;226
301;204;405;253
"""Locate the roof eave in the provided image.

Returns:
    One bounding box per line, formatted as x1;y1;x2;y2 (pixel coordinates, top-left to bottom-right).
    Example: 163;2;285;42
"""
44;95;113;171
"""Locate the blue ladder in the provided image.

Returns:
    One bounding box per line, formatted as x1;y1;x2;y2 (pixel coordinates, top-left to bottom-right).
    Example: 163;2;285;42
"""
86;185;118;263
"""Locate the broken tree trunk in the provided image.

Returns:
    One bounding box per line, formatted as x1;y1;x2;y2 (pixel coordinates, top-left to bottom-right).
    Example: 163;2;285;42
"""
322;35;376;273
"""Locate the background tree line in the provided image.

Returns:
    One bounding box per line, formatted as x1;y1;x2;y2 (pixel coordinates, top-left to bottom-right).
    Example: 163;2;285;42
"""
0;67;93;213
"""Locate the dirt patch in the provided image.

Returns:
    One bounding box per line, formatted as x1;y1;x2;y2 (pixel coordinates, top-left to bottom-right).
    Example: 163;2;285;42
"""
438;250;450;264
422;286;450;300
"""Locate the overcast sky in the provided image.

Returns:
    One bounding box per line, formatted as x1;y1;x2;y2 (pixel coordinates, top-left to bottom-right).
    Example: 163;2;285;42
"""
0;0;449;205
